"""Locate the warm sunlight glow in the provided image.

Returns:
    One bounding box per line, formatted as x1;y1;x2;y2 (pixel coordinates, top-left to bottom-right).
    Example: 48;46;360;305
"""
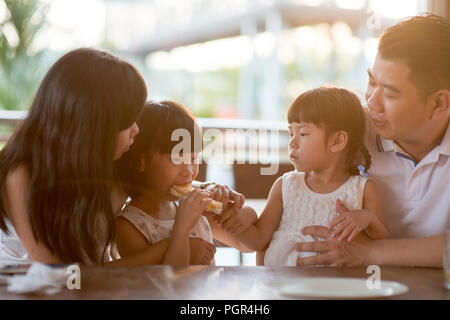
0;1;8;23
334;0;366;10
369;0;419;19
146;36;253;72
26;0;423;55
34;0;105;51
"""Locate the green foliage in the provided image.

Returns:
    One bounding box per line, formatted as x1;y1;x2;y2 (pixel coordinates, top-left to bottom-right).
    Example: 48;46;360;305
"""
0;0;49;110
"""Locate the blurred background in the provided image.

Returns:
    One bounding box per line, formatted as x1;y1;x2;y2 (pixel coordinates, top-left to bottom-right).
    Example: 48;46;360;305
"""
1;0;448;265
4;0;449;115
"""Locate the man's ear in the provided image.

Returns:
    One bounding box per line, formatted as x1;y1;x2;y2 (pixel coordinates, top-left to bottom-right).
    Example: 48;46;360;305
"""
430;90;450;120
330;131;348;153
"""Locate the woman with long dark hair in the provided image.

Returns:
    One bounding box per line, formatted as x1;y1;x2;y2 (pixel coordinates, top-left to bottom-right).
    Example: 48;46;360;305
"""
0;48;147;266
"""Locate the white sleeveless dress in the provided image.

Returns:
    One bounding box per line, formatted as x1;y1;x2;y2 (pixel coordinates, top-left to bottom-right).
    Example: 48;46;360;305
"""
264;171;368;266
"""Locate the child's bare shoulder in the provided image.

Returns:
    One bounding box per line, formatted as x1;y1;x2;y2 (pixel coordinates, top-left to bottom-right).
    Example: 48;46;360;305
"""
362;178;382;211
272;170;303;192
363;178;380;196
270;176;283;194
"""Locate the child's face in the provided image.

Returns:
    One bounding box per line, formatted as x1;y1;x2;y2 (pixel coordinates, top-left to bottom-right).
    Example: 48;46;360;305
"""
114;122;139;160
147;152;200;199
288;122;332;172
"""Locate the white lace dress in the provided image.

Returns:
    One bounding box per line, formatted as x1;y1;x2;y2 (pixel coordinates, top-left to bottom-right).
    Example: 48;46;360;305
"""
264;171;368;266
110;204;215;265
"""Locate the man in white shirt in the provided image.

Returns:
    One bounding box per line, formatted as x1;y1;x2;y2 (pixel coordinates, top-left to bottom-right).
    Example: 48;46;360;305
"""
296;14;450;267
365;112;449;239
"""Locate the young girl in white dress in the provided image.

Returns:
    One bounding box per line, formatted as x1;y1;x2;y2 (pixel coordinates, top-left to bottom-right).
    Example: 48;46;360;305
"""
234;86;390;266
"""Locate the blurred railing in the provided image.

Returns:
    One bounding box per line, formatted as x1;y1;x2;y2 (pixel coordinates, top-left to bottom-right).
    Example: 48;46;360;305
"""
0;109;290;148
0;110;27;143
0;110;293;198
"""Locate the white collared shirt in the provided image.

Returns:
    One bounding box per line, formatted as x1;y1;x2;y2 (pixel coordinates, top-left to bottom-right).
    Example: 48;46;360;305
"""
364;112;450;238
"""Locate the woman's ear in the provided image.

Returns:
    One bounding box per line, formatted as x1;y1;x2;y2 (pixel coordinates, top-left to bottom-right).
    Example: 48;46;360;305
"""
430;90;450;120
330;131;348;153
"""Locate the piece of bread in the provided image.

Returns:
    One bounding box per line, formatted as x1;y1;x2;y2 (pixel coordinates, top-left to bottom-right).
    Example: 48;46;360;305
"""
170;184;223;214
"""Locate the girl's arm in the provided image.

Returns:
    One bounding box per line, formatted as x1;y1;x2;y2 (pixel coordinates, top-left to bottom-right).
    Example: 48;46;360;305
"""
113;190;213;266
330;179;390;241
4;165;62;264
162;190;214;266
107;231;190;267
207;209;255;253
161;222;192;265
206;205;258;253
111;217;215;267
362;179;390;239
112;216;170;265
105;241;170;267
232;177;284;251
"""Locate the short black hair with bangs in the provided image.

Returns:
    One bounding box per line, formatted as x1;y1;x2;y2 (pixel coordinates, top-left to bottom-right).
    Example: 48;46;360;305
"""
287;86;371;176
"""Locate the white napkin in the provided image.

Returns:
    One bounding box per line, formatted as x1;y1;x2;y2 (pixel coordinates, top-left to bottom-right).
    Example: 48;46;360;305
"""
6;262;69;295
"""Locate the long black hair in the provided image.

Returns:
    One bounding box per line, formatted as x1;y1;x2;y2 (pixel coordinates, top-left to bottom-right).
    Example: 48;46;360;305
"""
0;48;147;264
287;86;371;176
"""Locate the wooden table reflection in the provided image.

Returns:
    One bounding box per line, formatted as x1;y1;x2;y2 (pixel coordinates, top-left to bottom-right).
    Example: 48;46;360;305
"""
1;265;448;300
1;200;448;300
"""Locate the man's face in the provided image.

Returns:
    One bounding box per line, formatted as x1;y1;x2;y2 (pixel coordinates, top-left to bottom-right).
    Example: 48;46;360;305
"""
365;54;434;143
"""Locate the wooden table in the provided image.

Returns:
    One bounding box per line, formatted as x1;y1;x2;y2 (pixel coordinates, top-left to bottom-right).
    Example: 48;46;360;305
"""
1;265;449;300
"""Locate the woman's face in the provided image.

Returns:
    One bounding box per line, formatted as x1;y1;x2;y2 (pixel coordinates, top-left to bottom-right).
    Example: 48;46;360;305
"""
114;122;139;160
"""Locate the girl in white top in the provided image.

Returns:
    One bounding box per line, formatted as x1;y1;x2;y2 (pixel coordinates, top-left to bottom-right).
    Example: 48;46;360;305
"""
113;101;255;265
234;86;390;266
